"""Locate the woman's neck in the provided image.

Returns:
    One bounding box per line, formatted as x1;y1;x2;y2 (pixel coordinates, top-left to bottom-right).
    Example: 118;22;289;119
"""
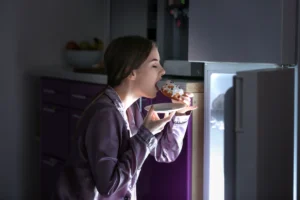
113;85;139;110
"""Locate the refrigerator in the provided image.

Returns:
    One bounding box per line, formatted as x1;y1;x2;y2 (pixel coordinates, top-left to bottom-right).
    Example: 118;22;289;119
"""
204;62;295;200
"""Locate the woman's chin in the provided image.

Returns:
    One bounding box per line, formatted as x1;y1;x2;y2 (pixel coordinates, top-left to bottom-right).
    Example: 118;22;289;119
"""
141;87;160;99
144;91;157;99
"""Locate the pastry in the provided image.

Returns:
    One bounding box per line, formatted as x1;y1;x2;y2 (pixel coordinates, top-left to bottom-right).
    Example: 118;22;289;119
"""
160;81;184;101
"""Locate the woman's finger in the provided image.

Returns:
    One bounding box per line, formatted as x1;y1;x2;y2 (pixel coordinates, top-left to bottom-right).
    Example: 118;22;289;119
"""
156;111;175;125
185;106;198;111
181;96;190;102
183;92;194;98
163;111;175;122
182;97;191;105
145;106;154;121
164;112;169;118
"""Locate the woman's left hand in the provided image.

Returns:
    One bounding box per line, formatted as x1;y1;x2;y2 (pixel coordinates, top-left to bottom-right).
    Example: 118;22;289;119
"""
171;92;198;115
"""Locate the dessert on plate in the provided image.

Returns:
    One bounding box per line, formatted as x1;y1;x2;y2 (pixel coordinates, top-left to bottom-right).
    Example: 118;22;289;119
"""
160;80;184;101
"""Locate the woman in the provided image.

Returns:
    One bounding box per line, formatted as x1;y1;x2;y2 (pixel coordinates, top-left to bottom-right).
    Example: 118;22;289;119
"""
52;35;197;200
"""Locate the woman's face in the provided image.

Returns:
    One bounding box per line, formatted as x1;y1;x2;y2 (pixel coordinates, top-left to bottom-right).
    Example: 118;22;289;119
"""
133;47;165;98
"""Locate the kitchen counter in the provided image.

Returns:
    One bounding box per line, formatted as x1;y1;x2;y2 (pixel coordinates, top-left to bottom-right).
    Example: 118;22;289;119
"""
27;66;204;93
27;67;108;85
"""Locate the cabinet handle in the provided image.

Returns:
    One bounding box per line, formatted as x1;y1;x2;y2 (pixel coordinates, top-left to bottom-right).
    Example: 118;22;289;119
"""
71;94;87;100
72;114;81;119
43;88;56;94
42;158;57;167
42;107;56;113
234;76;243;133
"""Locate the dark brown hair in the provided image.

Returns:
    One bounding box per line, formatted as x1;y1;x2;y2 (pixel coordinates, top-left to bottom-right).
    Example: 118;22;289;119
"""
104;35;155;87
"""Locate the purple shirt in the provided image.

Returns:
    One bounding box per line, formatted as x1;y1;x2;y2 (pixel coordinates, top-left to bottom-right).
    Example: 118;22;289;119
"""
52;86;190;200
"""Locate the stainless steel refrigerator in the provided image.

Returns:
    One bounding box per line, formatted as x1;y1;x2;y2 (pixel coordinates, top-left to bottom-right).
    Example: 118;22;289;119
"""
203;62;295;200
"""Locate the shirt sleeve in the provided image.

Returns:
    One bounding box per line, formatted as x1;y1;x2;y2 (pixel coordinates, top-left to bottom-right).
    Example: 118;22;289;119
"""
85;106;157;197
150;114;191;163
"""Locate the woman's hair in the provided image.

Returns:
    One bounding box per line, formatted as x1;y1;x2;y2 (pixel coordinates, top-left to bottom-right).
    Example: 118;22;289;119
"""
104;35;156;87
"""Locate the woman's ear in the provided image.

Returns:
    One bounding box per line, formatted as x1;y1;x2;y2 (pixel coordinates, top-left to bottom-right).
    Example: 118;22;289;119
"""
128;70;137;81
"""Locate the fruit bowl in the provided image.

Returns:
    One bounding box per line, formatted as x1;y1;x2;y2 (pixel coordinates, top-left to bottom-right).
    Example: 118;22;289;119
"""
64;38;104;68
64;50;103;68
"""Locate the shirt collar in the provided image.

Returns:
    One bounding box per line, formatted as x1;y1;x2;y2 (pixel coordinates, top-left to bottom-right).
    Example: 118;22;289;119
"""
104;86;131;131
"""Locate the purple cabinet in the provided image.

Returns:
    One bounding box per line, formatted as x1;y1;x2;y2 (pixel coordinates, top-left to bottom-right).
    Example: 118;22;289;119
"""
137;92;193;200
41;155;64;200
40;77;106;199
41;104;69;160
41;78;69;107
40;78;106;160
70;82;105;110
69;109;83;146
152;91;171;104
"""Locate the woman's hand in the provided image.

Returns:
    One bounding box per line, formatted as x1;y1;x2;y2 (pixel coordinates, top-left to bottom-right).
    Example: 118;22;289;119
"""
143;106;175;135
172;92;198;115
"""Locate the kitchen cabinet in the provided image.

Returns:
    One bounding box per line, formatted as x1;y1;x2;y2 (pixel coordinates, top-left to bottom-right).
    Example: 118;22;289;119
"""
40;77;105;200
69;109;83;141
41;104;69;160
137;117;193;200
137;90;196;200
41;155;64;200
188;0;297;64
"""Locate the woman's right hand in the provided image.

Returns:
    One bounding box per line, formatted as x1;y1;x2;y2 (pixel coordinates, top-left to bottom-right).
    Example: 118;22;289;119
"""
143;106;175;135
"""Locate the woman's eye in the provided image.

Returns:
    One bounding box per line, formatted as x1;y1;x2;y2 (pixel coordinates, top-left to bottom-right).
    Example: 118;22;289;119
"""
153;65;158;68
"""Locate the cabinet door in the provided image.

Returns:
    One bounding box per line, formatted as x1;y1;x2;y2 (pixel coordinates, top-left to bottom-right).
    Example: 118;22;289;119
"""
69;109;82;138
70;82;105;110
69;109;83;153
188;0;297;64
137;94;192;200
41;104;69;160
41;155;64;200
41;78;69;107
110;0;147;39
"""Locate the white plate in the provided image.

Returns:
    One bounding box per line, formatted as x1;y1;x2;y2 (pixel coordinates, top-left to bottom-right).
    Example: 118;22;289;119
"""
144;103;185;113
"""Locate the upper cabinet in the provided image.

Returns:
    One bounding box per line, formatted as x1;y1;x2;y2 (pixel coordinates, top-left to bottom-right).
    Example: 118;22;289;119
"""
188;0;297;64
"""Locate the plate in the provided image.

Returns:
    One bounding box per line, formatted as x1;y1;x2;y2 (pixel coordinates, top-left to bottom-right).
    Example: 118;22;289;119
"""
144;103;185;113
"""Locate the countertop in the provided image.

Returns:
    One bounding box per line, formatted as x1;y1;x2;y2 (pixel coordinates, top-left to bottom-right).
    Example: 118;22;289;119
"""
27;67;108;85
27;67;204;93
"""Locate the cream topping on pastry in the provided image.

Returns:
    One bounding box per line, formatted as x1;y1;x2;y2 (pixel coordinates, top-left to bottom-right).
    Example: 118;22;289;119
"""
161;81;184;97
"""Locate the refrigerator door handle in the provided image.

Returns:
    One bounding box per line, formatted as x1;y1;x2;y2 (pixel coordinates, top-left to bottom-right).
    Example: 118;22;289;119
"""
234;76;243;133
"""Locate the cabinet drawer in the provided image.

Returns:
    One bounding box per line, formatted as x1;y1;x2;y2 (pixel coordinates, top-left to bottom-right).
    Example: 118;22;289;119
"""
69;109;83;142
41;155;64;200
41;104;69;160
41;78;69;106
70;82;105;110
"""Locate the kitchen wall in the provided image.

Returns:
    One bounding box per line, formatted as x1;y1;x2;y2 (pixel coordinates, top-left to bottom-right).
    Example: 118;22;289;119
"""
0;0;110;199
110;0;147;39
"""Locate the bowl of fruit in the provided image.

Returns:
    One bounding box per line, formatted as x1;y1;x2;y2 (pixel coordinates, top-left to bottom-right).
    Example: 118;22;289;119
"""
64;38;104;68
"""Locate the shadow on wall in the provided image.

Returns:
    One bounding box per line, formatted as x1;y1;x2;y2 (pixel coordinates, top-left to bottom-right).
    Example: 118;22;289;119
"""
20;74;41;200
